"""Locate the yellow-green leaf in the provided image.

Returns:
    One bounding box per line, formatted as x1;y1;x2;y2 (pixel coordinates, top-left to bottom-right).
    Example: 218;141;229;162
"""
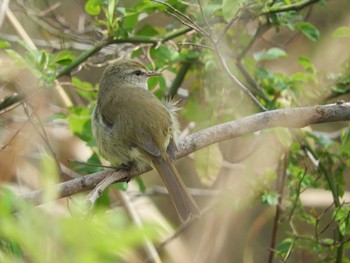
333;26;350;38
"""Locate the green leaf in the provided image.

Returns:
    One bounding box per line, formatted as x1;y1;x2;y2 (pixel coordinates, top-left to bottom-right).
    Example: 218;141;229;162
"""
107;0;118;25
136;24;159;36
0;194;157;263
73;152;103;174
0;41;11;48
54;50;76;65
123;13;139;32
332;26;350;38
341;129;350;156
95;189;111;207
222;0;246;22
334;205;350;236
276;238;294;255
149;76;167;98
135;177;146;193
194;144;223;186
68;106;93;144
253;48;287;62
295;22;320;41
298;56;315;74
71;77;97;101
85;0;102;16
150;45;179;67
261;191;279;206
72;76;94;90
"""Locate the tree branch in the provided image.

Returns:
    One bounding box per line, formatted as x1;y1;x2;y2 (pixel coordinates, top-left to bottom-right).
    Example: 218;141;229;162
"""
20;103;350;205
260;0;321;15
55;26;192;78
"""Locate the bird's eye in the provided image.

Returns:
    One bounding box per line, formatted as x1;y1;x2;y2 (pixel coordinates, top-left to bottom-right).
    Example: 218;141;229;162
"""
133;70;144;76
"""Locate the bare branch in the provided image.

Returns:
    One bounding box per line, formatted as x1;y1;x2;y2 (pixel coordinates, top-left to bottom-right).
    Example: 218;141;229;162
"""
20;103;350;205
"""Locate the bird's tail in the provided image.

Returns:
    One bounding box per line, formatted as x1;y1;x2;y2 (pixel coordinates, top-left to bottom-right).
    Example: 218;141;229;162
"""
151;156;200;223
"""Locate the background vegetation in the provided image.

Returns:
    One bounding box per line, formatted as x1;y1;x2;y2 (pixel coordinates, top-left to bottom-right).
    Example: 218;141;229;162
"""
1;0;350;262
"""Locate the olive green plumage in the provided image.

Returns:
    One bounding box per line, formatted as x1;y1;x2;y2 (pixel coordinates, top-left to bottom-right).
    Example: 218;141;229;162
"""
92;59;200;222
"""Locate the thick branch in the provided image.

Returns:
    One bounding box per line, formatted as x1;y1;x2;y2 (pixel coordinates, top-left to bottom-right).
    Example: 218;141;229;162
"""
21;103;350;204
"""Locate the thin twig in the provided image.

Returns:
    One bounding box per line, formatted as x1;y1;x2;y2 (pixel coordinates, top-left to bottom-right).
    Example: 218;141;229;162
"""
197;0;211;32
5;8;36;49
268;152;289;263
118;190;162;263
68;159;117;169
6;6;73;107
22;103;64;178
302;143;345;262
157;216;198;250
165;10;208;36
287;170;307;221
0;122;26;151
215;4;252;44
158;1;267;110
178;42;214;50
153;0;196;25
213;42;267;111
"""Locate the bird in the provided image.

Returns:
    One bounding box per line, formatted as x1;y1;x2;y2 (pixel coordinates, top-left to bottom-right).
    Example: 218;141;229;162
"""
92;59;200;222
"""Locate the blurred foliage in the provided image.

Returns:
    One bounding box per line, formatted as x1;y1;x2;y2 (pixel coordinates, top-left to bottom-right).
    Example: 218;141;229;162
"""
0;190;157;263
1;0;350;262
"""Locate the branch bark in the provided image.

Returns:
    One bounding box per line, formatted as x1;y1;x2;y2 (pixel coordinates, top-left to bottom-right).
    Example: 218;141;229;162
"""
21;103;350;205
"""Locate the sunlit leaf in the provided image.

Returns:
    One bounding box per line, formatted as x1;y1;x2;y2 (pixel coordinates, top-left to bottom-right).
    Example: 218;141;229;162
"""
85;0;102;16
332;26;350;38
0;41;11;48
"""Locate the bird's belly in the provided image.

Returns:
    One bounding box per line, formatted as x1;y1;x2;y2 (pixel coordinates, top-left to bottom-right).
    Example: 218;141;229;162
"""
94;124;149;170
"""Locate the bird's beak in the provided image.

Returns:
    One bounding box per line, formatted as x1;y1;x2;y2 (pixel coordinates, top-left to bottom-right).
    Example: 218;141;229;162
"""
146;71;162;77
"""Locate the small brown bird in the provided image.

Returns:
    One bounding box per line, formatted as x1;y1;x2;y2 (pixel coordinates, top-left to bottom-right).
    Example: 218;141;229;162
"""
92;59;200;222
